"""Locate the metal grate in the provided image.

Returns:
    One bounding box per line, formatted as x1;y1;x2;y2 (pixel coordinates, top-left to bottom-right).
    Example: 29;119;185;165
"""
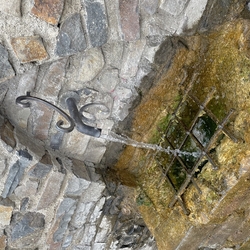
155;84;238;215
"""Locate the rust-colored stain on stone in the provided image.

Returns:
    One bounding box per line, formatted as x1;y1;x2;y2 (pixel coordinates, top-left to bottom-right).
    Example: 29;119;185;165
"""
11;36;48;63
31;0;64;25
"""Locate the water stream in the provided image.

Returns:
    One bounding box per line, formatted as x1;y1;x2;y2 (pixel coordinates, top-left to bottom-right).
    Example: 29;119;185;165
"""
101;131;202;158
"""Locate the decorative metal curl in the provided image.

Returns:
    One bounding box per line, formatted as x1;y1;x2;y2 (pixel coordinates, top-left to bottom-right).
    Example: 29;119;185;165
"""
16;92;75;133
79;102;110;124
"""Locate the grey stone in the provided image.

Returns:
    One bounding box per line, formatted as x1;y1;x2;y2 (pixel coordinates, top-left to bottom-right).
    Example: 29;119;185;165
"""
89;197;105;223
10;212;45;240
53;198;77;242
0;0;21;16
141;0;159;15
102;42;124;69
95;216;111;243
0;44;15;83
72;202;94;228
85;0;108;47
2;151;32;198
78;47;105;82
56;13;87;57
105;0;123;41
160;0;188;16
29;163;52;179
95;69;120;93
65;175;90;196
120;40;146;79
50;131;64;150
82;182;105;202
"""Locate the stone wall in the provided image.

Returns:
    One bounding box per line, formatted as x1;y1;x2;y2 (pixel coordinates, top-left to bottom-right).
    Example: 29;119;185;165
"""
0;0;209;249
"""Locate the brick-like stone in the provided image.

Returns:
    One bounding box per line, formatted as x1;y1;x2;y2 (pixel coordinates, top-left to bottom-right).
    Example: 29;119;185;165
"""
0;119;16;149
31;0;64;25
105;0;123;41
0;205;13;226
29;103;53;141
0;44;15;83
36;59;66;103
120;40;146;79
119;0;140;41
11;36;48;63
85;0;108;47
56;13;87;57
62;129;90;160
83;139;106;164
0;0;21;16
37;172;64;210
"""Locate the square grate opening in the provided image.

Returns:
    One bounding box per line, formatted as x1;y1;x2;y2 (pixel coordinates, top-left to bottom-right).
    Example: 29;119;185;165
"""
155;85;238;215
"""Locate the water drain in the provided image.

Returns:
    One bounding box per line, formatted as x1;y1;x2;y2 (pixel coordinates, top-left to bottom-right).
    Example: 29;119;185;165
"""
156;84;238;215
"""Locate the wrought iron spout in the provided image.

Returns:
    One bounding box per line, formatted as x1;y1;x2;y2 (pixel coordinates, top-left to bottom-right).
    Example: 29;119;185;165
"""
66;97;101;138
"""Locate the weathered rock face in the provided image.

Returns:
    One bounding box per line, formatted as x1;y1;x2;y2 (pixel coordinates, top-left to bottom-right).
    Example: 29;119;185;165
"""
114;3;250;249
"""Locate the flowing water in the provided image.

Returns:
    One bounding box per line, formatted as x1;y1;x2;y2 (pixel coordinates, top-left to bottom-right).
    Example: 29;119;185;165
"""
101;131;202;157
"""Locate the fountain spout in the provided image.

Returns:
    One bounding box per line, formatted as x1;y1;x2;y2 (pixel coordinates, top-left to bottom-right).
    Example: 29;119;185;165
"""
65;97;101;138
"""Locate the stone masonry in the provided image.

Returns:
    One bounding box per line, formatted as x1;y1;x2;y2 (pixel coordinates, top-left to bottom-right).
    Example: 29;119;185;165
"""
0;0;208;249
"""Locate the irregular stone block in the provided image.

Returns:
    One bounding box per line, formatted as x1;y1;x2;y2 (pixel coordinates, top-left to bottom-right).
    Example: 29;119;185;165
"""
160;0;188;16
37;172;64;210
71;202;94;228
102;42;124;69
0;235;6;249
2;151;32;198
31;0;64;25
61;129;90;160
95;216;111;243
71;159;91;180
0;119;16;149
0;0;21;16
11;36;49;63
119;0;140;41
50;131;64;150
29;153;52;179
29;103;53;141
36;59;67;103
105;0;123;41
14;180;38;199
178;0;208;33
85;0;108;47
56;13;87;57
96;69;120;92
66;176;90;196
141;0;159;15
0;44;15;83
0;205;13;226
78;47;105;82
82;182;106;203
53;198;77;242
9;212;45;248
120;40;146;79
